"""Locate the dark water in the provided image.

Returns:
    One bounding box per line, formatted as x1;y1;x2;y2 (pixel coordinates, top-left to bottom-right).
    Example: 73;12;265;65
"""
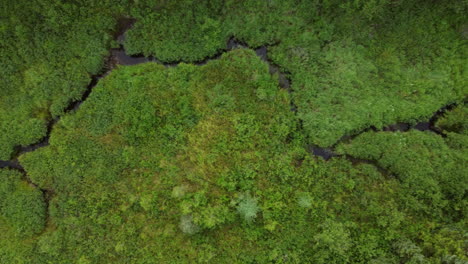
382;103;459;136
67;77;99;112
255;46;267;61
310;106;455;160
195;38;252;66
383;121;432;132
227;38;248;50
0;18;140;170
309;145;337;160
383;122;410;132
414;122;431;131
111;49;150;65
251;44;291;89
382;113;449;135
268;64;290;89
2;17;457;171
111;17;150;66
0;159;23;170
16;139;49;155
114;17;136;44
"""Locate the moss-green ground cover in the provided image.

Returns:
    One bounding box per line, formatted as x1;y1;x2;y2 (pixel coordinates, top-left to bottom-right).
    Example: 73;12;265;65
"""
1;0;466;263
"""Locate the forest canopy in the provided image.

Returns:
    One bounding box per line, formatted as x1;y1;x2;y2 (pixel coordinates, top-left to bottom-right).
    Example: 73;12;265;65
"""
0;0;466;263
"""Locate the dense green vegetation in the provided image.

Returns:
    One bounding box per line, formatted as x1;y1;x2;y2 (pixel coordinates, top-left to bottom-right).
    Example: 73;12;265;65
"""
436;104;468;135
266;1;466;146
337;131;467;218
1;0;466;263
0;169;46;263
336;130;468;263
125;1;228;62
125;0;467;146
0;1;124;159
0;169;46;236
2;0;465;159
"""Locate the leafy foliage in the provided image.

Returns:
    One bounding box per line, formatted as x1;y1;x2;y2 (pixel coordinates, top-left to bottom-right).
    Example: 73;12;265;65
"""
0;169;46;238
0;1;122;159
1;1;466;263
237;193;259;223
436;104;468;135
337;131;467;219
266;1;466;146
126;0;227;62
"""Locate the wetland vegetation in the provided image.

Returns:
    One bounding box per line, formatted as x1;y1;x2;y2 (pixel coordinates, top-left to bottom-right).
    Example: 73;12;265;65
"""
0;0;466;263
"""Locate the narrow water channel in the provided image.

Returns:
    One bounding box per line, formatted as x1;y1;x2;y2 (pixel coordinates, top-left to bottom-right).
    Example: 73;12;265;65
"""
0;17;458;169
